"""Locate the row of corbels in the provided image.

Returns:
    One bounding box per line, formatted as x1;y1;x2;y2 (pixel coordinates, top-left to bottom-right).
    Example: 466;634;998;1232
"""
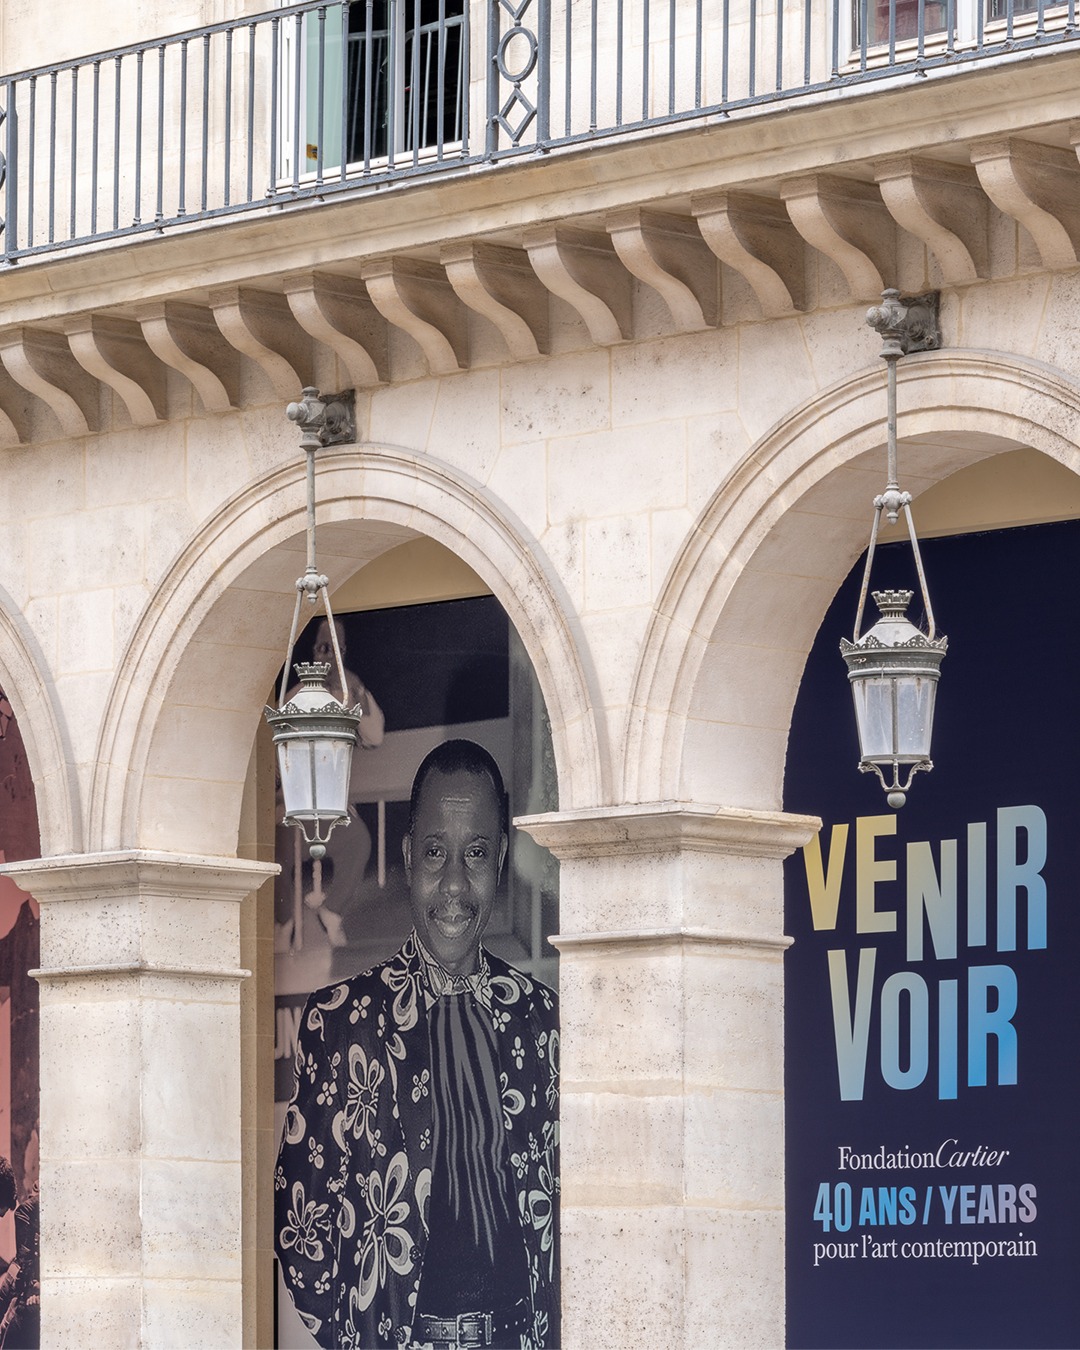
0;134;1075;444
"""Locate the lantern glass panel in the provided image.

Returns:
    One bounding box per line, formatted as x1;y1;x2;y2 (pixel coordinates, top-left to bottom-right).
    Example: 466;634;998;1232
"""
277;739;316;818
851;676;895;760
312;736;353;817
894;674;937;760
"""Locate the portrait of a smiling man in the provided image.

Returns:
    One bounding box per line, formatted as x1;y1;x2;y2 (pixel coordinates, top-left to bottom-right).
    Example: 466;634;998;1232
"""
275;738;560;1350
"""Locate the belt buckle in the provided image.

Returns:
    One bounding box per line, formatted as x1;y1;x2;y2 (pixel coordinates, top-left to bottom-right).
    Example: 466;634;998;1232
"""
455;1311;492;1348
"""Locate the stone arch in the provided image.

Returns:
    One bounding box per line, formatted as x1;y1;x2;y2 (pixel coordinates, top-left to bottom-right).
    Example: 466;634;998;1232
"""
625;349;1080;810
90;445;605;857
0;585;82;856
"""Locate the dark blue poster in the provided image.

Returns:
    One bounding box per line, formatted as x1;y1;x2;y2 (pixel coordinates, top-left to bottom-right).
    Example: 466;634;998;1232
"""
784;519;1080;1349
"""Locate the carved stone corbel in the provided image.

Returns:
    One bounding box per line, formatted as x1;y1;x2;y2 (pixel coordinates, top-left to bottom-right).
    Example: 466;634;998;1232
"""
440;242;549;362
63;315;167;427
874;156;989;285
781;174;894;301
0;365;32;448
0;326;101;437
522;225;633;346
691;190;805;317
605;208;719;331
971;137;1080;271
360;257;468;375
135;300;241;413
208;286;313;398
283;271;389;388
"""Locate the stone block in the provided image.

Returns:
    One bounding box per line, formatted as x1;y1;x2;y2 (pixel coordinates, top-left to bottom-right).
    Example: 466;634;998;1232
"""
368;377;439;451
486;441;548;538
611;330;736;427
558;943;684;1083
547;422;687;525
578;607;650;712
56;588;115;676
583;515;652;612
140;1158;242;1281
39;994;142;1157
561;1089;684;1207
430;368;502;484
84;421;186;508
140;1277;244;1350
683;1086;785;1208
140;996;241;1163
679;717;788;812
683;1206;785;1350
561;1203;686;1350
138;774;248;856
500;349;611;446
683;946;785;1091
40;1158;141;1276
41;1276;142;1348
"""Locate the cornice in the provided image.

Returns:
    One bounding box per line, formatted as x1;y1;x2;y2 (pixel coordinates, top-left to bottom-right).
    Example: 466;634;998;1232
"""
0;49;1078;325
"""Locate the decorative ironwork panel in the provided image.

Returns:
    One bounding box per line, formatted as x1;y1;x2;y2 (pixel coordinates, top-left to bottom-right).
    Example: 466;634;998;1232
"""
487;0;547;153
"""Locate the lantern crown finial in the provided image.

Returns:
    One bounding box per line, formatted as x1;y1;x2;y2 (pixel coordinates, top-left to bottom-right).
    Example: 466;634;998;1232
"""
872;588;913;618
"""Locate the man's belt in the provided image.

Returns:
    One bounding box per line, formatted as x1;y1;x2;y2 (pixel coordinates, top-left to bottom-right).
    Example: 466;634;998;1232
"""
413;1299;529;1348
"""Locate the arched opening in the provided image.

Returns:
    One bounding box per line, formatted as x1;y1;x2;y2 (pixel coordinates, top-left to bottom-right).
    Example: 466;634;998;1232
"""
103;448;590;1347
95;445;603;859
628;351;1080;812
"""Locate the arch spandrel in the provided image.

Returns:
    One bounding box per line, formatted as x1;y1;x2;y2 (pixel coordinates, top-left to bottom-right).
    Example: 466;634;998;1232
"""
92;445;604;857
626;350;1080;811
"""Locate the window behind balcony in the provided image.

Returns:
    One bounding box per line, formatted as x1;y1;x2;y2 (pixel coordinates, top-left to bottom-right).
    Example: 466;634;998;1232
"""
854;0;1042;45
301;0;465;175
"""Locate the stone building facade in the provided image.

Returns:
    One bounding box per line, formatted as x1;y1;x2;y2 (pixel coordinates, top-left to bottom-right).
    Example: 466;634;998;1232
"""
0;0;1078;1345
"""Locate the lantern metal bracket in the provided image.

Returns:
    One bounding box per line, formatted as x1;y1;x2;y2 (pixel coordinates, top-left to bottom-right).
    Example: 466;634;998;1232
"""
285;386;356;449
852;290;941;644
274;387;361;709
865;289;940;358
860;756;933;796
840;290;947;810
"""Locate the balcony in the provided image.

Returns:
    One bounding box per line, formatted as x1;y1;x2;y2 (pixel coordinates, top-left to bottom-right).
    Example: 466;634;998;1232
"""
0;0;1076;264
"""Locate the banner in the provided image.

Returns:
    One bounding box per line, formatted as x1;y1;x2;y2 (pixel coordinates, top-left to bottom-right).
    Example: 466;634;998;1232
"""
784;521;1080;1349
273;594;560;1350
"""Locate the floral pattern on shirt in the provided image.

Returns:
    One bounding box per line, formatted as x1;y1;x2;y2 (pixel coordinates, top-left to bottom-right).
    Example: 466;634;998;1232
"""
275;933;559;1350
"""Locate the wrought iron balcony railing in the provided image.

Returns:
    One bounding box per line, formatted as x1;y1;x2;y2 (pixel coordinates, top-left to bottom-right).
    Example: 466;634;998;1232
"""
0;0;1075;263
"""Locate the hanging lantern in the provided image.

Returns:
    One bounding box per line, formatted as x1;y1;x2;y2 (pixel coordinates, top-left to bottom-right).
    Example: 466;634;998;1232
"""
264;387;359;858
840;589;947;808
265;662;361;857
841;290;944;809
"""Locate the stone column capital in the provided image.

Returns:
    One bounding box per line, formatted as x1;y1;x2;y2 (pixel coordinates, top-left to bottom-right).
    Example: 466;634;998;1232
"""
514;800;820;861
0;850;277;982
0;849;277;902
